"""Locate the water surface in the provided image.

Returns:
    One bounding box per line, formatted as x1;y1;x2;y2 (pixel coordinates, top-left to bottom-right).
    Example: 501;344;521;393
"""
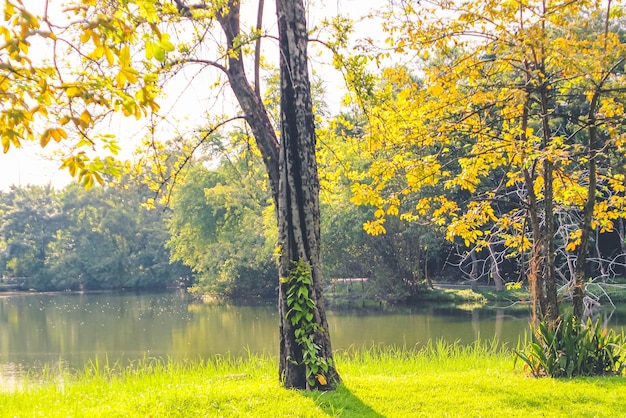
1;291;624;386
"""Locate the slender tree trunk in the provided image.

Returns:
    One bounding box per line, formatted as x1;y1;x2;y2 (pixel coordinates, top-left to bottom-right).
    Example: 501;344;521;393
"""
521;89;547;324
216;4;280;203
619;219;626;277
488;244;505;292
524;178;546;324
573;92;599;320
469;249;479;291
276;0;340;389
538;83;559;324
425;247;433;289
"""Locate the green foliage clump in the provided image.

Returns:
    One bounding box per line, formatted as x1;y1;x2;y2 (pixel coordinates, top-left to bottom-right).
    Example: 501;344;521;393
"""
515;315;626;378
167;163;278;299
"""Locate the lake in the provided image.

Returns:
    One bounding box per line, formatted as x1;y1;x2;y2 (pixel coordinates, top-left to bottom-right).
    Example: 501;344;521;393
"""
1;291;625;386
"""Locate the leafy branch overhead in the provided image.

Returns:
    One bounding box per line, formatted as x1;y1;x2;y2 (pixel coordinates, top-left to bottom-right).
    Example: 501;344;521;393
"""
1;0;171;187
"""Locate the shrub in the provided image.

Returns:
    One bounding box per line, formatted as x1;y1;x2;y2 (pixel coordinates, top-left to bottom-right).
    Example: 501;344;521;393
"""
515;315;626;378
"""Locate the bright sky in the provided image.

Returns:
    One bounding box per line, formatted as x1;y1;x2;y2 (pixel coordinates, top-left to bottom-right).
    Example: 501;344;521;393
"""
0;0;382;191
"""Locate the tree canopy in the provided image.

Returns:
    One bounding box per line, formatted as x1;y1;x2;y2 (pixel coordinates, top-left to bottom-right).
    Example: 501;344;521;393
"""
340;0;626;322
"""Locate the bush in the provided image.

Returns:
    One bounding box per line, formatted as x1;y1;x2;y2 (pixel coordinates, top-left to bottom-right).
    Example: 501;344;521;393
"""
515;315;626;378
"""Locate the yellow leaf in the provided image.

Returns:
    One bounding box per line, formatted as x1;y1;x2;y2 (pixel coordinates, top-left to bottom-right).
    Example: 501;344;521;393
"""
315;374;327;386
363;219;386;236
80;110;92;127
119;45;131;68
52;127;67;141
145;40;155;60
80;29;92;44
83;174;94;190
429;84;444;96
90;45;104;60
104;46;115;66
40;129;52;147
66;86;82;98
159;33;175;52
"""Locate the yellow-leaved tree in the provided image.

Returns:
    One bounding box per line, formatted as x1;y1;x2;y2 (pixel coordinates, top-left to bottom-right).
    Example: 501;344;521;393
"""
341;0;626;323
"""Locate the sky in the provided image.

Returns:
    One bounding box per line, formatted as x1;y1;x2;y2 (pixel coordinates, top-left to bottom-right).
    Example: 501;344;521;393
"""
0;0;383;191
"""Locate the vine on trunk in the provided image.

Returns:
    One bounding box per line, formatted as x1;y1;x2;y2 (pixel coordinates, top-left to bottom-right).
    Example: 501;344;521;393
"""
283;260;332;389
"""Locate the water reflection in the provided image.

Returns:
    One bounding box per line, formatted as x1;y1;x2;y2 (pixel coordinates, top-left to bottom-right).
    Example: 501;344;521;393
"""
326;304;531;351
1;291;624;387
0;292;280;375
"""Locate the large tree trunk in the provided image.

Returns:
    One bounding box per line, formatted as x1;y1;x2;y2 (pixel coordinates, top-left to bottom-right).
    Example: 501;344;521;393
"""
215;0;339;389
276;0;340;390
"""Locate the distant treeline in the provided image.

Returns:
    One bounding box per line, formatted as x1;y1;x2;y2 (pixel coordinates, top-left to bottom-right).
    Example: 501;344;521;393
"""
0;179;191;291
0;158;460;299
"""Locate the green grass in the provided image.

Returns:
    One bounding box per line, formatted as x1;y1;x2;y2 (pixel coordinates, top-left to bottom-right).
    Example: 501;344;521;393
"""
420;288;488;304
328;279;626;309
2;341;625;417
586;282;626;302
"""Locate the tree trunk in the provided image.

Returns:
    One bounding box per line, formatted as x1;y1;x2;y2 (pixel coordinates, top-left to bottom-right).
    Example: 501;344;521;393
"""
275;0;340;389
524;180;546;324
216;4;280;204
216;0;339;389
488;244;505;292
469;249;479;292
521;90;547;324
538;83;560;325
573;91;600;320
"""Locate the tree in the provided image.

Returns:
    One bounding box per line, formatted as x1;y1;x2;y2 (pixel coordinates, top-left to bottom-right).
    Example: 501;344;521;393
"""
317;111;449;296
0;185;62;284
2;0;340;389
342;1;626;324
0;180;188;291
167;161;278;299
47;178;189;290
273;0;341;388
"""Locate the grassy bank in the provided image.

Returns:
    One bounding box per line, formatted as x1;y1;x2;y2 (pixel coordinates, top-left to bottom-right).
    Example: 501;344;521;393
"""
327;279;626;308
2;341;625;417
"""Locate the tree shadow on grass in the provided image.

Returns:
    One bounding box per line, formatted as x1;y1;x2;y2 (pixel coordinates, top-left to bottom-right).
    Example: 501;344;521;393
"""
302;385;384;417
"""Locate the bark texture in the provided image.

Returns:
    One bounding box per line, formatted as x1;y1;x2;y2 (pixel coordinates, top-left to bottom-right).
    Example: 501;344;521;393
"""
573;92;599;320
212;0;338;389
276;0;340;389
